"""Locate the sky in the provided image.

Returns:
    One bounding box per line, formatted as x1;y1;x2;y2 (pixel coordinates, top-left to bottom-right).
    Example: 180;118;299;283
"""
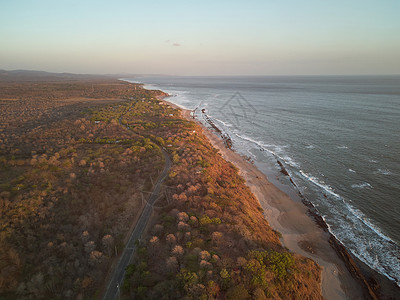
1;0;400;75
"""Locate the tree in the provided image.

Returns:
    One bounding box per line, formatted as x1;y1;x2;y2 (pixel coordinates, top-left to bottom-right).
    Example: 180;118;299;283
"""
166;234;177;247
171;245;184;258
101;234;114;256
166;256;179;273
84;241;96;254
226;284;250;300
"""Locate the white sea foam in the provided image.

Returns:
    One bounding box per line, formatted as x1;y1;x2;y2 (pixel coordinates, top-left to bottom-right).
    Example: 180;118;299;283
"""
232;132;300;168
159;91;195;110
376;169;392;175
306;145;315;149
323;202;400;287
246;149;257;160
214;118;234;128
298;170;342;199
340;224;400;287
121;79;194;109
143;83;162;91
344;203;394;243
337;145;349;149
281;155;299;168
165;98;191;110
351;182;373;189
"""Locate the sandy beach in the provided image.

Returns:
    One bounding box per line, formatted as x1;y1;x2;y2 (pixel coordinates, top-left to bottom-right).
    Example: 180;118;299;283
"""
162;98;367;299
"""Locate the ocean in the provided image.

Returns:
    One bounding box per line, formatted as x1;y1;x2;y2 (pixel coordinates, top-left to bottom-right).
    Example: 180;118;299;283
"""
125;75;400;287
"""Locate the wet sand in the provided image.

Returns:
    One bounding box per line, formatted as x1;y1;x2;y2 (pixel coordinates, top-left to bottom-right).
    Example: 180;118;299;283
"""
163;98;366;299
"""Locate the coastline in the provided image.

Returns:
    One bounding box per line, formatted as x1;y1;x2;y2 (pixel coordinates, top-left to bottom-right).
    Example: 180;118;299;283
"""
160;97;369;299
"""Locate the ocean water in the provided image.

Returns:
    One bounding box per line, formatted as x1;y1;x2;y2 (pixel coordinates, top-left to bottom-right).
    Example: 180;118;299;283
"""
125;76;400;286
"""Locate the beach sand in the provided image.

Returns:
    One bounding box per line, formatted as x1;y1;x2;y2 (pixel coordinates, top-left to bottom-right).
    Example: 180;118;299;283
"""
162;98;366;299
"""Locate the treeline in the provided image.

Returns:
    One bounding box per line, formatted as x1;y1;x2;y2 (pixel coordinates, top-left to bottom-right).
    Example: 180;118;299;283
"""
0;80;167;102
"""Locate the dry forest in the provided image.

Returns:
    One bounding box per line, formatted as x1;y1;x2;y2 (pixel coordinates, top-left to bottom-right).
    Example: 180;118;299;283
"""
0;76;322;299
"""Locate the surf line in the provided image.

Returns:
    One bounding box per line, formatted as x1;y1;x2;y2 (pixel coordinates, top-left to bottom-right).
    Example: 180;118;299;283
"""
275;159;380;299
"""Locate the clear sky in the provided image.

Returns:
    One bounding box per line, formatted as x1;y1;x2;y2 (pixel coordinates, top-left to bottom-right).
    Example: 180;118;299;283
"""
1;0;399;75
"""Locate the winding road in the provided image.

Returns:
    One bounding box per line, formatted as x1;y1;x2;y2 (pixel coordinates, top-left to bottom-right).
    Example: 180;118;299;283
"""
103;147;172;300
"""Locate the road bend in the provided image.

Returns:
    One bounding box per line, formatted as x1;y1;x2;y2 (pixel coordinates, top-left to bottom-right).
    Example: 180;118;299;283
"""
103;148;172;300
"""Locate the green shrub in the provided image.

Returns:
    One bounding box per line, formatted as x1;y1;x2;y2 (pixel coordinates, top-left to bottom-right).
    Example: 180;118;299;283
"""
178;269;198;288
226;284;250;300
266;251;294;279
219;268;231;290
199;215;212;225
125;264;136;278
247;250;295;280
185;254;199;272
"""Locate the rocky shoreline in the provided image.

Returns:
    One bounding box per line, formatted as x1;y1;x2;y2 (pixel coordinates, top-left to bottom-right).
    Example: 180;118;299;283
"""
201;109;233;149
276;157;400;300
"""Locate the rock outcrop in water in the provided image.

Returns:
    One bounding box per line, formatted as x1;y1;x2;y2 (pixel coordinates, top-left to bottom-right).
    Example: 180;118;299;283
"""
202;110;233;149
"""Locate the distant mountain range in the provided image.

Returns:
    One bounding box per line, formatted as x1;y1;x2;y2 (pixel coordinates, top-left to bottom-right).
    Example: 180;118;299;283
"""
0;69;171;82
0;69;114;82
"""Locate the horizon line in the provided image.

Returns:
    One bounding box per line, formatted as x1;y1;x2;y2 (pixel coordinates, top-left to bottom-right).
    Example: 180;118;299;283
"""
1;68;400;78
